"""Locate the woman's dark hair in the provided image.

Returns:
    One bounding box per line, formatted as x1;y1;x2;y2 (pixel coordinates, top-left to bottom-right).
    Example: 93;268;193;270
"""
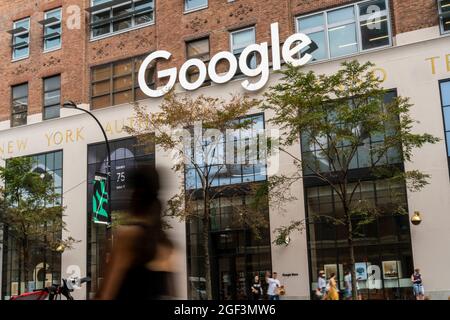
126;165;173;263
127;165;161;219
330;273;335;278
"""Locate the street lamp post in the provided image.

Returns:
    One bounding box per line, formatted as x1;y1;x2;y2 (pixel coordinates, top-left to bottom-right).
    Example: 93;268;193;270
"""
61;101;112;227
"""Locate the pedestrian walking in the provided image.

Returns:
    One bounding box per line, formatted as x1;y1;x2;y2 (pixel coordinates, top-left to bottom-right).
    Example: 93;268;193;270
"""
326;273;339;300
344;270;352;300
251;275;263;300
266;271;281;301
316;270;327;300
96;166;175;300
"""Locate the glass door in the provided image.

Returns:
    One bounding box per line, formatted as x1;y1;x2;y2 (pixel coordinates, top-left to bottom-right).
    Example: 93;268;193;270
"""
217;255;249;300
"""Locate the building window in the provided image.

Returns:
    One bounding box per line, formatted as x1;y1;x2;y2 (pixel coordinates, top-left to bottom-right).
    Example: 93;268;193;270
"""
185;114;266;190
187;195;272;300
184;113;270;300
11;83;28;127
300;88;414;299
439;0;450;34
184;0;208;12
306;180;414;300
296;0;391;62
11;18;30;60
42;8;62;51
440;80;450;163
43;75;61;120
1;150;63;299
301;91;400;175
31;151;64;205
186;37;210;83
230;27;257;74
90;55;156;109
90;0;154;39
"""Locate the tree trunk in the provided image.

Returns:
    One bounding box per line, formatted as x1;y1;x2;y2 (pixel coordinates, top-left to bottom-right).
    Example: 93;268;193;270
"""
22;238;30;293
346;212;358;300
201;189;213;300
17;242;22;295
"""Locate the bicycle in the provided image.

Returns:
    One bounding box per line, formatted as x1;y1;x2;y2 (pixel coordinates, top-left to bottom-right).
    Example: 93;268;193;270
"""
10;277;91;300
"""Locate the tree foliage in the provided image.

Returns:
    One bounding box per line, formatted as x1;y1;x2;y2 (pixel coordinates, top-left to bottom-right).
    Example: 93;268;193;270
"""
0;156;78;293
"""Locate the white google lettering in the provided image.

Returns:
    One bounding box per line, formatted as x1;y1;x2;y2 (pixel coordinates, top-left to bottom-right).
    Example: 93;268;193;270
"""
138;22;313;98
208;51;238;84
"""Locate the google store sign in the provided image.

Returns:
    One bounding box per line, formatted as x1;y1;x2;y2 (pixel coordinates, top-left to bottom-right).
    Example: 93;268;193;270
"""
138;23;313;98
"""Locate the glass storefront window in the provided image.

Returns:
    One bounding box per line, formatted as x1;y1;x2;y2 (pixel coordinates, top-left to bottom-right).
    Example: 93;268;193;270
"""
1;150;63;299
306;180;414;300
187;195;271;300
185;114;271;300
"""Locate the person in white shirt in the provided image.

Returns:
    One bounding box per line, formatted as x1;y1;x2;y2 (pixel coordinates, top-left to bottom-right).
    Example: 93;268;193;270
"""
266;271;281;300
344;271;352;300
317;270;327;300
343;270;362;300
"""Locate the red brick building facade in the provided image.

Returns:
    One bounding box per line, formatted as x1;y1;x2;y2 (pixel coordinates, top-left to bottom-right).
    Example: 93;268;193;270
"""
0;0;442;121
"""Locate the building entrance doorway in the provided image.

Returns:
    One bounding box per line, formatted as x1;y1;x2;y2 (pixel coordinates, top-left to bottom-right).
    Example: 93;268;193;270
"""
216;254;248;300
210;229;271;300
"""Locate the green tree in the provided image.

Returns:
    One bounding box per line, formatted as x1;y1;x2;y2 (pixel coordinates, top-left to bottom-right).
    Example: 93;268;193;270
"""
0;156;77;294
262;60;439;300
126;93;267;300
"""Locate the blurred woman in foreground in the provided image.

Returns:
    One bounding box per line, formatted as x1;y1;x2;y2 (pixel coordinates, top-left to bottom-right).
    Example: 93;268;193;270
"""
97;166;176;300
